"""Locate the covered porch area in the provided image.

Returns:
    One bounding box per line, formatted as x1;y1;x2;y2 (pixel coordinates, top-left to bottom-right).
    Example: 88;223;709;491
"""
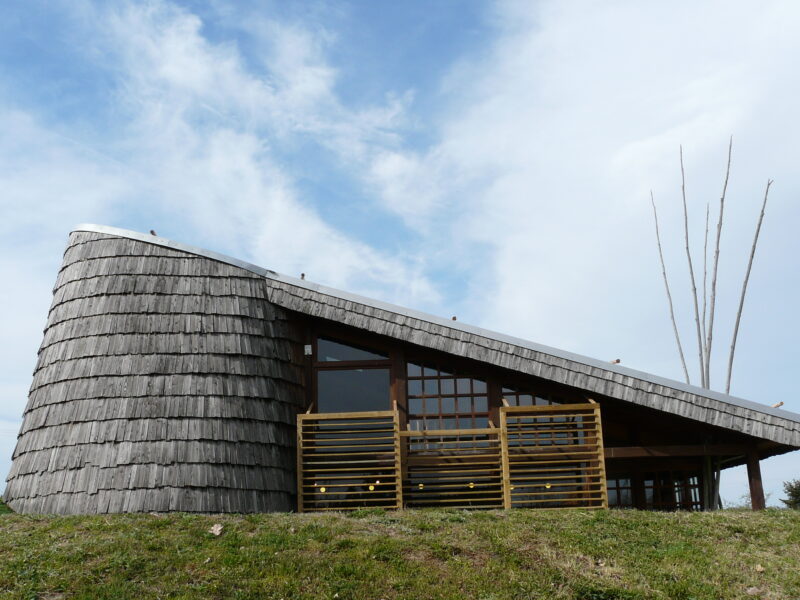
296;401;608;512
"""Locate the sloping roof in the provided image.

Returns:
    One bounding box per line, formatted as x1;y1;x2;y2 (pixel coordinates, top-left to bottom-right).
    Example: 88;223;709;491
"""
75;224;800;448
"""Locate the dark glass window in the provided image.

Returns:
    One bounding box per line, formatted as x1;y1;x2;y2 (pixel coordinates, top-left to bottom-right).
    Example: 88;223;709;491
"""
317;369;390;413
606;478;634;508
317;337;388;362
502;386;564;406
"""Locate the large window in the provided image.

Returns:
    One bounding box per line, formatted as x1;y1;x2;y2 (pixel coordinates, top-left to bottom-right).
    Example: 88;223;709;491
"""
315;336;391;413
406;362;488;430
644;471;702;511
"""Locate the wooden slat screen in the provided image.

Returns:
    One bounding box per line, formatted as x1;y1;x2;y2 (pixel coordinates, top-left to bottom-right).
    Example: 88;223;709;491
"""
400;428;504;509
297;411;402;512
500;403;607;509
297;403;607;511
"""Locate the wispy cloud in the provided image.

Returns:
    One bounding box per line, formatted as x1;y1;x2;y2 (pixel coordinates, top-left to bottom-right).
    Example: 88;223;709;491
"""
70;0;439;303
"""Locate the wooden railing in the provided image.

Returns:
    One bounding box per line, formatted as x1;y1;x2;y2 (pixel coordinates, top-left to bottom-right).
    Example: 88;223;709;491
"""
500;403;607;509
402;427;504;509
297;402;606;512
296;410;403;512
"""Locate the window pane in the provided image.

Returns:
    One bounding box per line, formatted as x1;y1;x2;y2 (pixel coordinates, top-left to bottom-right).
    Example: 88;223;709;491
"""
457;397;471;412
424;379;438;395
317;369;390;412
440;378;455;394
407;363;422;377
407;380;422;396
457;378;471;394
473;379;487;393
427;398;440;415
409;397;423;414
474;396;488;412
317;337;388;362
441;397;455;413
423;366;437;377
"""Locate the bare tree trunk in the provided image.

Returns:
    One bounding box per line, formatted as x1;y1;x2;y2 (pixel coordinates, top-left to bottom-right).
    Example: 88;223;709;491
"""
702;201;709;369
651;192;691;384
680;147;706;386
726;180;772;393
706;137;733;388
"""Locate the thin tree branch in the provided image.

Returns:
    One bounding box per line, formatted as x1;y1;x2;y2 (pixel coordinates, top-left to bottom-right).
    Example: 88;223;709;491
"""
726;179;772;394
706;137;733;388
680;146;706;387
651;192;691;384
701;200;709;370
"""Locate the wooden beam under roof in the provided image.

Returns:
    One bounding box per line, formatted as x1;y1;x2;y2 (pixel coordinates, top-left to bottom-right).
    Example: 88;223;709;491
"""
604;444;749;459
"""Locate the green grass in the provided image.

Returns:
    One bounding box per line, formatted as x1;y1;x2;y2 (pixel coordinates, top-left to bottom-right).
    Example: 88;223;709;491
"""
1;506;798;599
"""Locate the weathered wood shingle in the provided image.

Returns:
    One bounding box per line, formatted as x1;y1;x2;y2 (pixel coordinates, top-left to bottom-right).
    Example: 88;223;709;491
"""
4;231;304;514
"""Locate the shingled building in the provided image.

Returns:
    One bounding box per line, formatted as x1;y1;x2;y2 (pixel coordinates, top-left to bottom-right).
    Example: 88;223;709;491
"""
4;224;799;514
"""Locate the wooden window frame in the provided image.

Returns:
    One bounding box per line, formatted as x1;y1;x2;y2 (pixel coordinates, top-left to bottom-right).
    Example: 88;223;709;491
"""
308;325;405;416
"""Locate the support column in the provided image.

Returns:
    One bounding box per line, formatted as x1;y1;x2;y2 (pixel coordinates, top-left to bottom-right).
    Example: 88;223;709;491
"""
702;456;713;510
746;448;766;511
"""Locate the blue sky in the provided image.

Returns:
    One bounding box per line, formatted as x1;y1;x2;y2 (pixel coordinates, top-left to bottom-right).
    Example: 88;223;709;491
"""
1;0;798;506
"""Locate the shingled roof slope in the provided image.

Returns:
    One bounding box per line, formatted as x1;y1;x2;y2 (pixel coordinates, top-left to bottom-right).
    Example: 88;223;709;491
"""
74;224;800;449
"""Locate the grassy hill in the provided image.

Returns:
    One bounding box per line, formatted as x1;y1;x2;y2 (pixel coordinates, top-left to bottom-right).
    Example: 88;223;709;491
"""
1;500;798;600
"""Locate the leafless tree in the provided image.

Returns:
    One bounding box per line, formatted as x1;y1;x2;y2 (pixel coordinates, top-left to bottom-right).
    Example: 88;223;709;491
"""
650;139;771;393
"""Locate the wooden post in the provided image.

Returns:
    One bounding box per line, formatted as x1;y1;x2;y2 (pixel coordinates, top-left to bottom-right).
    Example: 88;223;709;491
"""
593;404;609;509
746;447;766;511
499;408;512;509
702;456;713;511
392;401;404;510
296;414;305;513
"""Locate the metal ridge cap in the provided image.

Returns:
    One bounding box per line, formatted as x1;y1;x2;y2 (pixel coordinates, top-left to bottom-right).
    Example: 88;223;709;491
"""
74;224;279;278
72;223;800;427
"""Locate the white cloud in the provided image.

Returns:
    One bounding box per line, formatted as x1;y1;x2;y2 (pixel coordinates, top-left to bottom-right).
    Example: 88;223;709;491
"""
82;0;439;303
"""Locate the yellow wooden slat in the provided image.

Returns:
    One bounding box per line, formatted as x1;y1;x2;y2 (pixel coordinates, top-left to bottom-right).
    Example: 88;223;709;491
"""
299;410;396;420
502;404;598;413
401;428;499;437
510;472;603;482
